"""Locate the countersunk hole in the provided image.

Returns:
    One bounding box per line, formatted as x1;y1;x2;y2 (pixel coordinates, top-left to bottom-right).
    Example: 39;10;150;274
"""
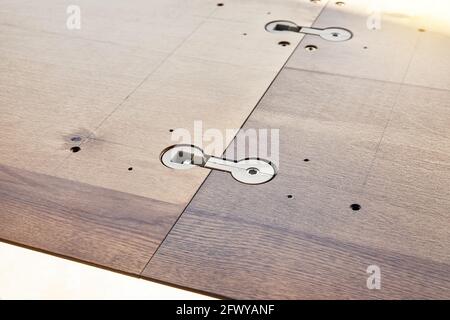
70;136;82;142
304;158;310;162
128;167;133;171
418;28;426;32
70;146;81;153
350;203;361;211
336;1;345;6
217;3;224;6
247;168;259;175
287;194;293;199
305;45;318;51
278;41;291;47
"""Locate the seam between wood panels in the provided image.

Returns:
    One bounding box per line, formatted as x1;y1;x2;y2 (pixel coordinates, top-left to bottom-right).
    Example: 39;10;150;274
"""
284;66;450;94
139;1;331;276
361;31;423;188
284;35;423;196
51;6;219;175
0;22;170;56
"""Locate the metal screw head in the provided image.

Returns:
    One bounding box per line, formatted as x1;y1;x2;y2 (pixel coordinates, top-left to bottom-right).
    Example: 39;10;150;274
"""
161;145;205;170
305;45;318;51
231;159;276;185
247;167;259;175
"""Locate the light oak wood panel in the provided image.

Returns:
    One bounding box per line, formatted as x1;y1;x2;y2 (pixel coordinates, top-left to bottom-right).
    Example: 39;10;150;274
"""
145;190;450;299
0;242;210;299
0;24;168;174
404;30;450;91
144;0;449;298
53;138;208;206
0;0;213;54
172;19;302;70
209;0;326;24
0;163;182;274
0;0;325;187
144;68;450;299
67;56;279;148
286;0;450;91
0;0;327;276
52;56;280;201
364;85;450;216
286;0;420;83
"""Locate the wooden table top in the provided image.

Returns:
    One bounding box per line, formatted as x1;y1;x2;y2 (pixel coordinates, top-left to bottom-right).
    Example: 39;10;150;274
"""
1;0;449;299
144;0;450;299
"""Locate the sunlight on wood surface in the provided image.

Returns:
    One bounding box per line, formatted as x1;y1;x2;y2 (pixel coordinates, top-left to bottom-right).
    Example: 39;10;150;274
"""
376;0;450;33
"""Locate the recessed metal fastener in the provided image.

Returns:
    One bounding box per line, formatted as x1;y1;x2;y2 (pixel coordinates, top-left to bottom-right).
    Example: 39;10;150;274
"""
305;44;318;51
161;144;277;185
265;20;352;42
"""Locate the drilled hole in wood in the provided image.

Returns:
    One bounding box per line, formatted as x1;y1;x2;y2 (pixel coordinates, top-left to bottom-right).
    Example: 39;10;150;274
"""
217;3;224;6
287;195;293;199
304;158;310;162
278;41;290;47
70;146;81;153
169;129;174;132
305;45;318;52
350;203;361;211
128;167;133;171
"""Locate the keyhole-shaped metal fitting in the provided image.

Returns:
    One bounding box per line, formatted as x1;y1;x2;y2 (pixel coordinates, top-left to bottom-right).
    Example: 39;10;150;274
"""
265;20;353;42
161;144;277;185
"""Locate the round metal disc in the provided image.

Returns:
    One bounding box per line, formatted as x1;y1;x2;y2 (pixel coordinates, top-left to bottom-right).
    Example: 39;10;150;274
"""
230;159;276;185
320;28;352;41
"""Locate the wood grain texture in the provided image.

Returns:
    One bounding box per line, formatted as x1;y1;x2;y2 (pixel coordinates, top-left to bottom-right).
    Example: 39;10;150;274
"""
0;0;326;274
144;69;450;299
144;0;450;298
0;0;325;200
404;30;450;91
286;0;450;90
0;163;181;274
286;0;419;83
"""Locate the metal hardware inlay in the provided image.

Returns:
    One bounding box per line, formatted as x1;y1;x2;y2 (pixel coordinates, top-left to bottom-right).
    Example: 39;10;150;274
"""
161;145;277;185
265;20;352;42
